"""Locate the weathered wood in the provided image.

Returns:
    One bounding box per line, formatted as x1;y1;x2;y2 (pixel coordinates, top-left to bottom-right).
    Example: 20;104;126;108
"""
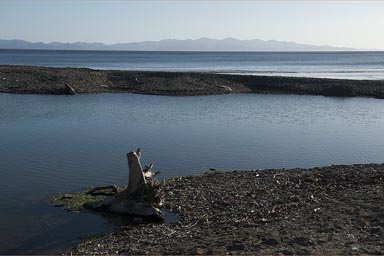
143;163;154;173
65;84;77;95
86;185;118;196
126;149;146;195
143;163;161;178
83;149;164;221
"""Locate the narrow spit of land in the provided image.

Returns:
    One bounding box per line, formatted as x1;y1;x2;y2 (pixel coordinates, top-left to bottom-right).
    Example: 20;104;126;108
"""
1;65;384;98
68;164;384;255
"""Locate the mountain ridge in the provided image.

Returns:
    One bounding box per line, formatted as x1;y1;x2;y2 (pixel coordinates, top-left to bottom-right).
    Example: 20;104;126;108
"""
0;37;357;51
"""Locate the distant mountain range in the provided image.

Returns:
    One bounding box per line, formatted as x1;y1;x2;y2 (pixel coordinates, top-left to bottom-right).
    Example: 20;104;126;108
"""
0;38;357;51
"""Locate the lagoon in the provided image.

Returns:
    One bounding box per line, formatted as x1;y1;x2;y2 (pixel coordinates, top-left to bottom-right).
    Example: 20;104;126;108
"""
1;92;384;253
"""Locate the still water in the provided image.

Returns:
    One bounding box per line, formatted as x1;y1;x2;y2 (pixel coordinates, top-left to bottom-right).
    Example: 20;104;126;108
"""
1;92;384;253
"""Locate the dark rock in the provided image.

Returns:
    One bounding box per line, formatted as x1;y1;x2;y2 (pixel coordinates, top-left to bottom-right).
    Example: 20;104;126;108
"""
289;237;315;246
320;84;354;97
226;243;245;251
370;226;383;234
132;217;143;224
196;247;213;255
263;238;280;246
277;249;294;255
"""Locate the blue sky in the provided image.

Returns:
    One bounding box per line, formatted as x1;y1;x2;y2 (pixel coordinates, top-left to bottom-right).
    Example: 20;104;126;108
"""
1;1;384;49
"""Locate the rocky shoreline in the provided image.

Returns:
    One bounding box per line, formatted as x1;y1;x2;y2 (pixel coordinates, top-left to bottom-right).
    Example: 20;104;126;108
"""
68;163;384;255
1;65;384;98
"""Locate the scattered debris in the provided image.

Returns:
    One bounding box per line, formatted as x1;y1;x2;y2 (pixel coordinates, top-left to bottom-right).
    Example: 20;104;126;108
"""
65;84;77;95
219;85;233;92
67;163;384;255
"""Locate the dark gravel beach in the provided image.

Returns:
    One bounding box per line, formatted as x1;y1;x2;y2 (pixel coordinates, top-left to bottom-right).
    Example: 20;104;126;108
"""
2;65;384;98
67;164;384;255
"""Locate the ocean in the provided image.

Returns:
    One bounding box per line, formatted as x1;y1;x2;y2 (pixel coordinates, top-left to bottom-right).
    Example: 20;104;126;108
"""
1;49;384;80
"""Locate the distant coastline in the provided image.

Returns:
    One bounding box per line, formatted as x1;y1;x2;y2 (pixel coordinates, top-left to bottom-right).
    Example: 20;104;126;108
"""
1;65;384;98
0;38;358;51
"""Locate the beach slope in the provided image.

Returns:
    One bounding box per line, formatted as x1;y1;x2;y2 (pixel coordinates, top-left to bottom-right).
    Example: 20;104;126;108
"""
69;163;384;255
1;65;384;98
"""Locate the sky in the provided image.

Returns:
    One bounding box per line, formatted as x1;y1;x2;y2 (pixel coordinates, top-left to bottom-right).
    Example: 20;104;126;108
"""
1;0;384;50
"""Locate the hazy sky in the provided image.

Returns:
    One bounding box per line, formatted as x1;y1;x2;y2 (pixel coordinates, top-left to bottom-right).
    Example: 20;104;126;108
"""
1;0;384;49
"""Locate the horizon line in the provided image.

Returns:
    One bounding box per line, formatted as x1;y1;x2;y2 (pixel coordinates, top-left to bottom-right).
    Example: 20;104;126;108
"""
1;37;380;51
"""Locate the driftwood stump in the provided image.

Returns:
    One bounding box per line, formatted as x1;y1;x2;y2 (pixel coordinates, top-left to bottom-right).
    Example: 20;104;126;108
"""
84;148;164;221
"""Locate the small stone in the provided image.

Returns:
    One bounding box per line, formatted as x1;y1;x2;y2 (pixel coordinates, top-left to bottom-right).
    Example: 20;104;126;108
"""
226;243;245;251
132;217;142;224
60;194;73;200
278;249;294;255
196;247;213;255
263;238;280;246
196;247;204;254
371;226;383;234
289;237;314;246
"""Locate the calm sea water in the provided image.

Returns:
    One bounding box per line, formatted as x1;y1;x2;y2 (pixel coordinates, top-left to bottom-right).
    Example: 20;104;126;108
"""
1;49;384;79
1;93;384;253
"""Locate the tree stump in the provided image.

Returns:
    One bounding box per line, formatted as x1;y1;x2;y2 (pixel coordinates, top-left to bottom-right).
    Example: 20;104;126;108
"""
84;148;164;221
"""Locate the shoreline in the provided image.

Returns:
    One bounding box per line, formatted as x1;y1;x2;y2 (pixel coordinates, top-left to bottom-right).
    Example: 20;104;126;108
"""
1;65;384;98
67;163;384;255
